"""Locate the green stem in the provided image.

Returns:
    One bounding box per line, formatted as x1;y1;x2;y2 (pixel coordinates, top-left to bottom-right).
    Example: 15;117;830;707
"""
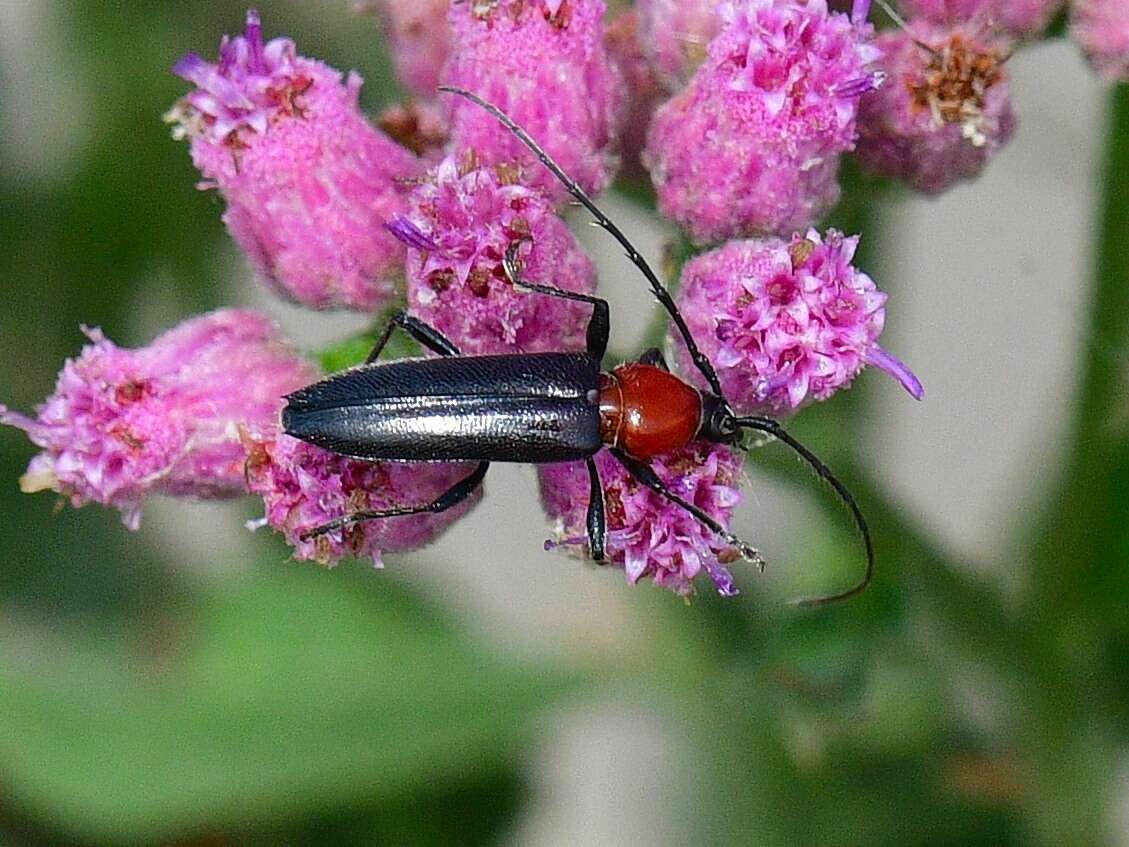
1031;86;1129;633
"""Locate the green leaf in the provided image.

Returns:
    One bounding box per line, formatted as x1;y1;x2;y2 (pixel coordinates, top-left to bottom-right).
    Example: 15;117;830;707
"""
1031;86;1129;641
315;310;424;374
0;565;581;844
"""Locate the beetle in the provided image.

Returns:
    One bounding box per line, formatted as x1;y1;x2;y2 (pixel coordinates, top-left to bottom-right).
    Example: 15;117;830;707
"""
281;86;873;606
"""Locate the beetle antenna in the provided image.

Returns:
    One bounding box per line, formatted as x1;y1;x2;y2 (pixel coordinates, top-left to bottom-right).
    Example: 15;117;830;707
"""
438;85;727;399
736;416;874;606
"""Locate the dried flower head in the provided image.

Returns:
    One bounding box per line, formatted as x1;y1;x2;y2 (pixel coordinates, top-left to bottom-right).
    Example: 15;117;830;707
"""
391;153;597;354
0;310;315;529
1071;0;1129;80
170;10;420;311
244;432;481;567
441;0;624;202
643;0;883;243
539;444;746;597
855;23;1016;193
670;231;922;414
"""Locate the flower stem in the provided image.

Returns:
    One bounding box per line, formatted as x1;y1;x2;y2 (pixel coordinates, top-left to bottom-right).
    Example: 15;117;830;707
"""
1029;85;1129;643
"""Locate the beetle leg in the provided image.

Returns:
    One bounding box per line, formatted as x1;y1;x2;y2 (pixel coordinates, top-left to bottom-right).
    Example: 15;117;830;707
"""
503;242;609;363
609;448;767;572
636;347;669;371
584;456;607;562
366;311;461;364
299;461;489;541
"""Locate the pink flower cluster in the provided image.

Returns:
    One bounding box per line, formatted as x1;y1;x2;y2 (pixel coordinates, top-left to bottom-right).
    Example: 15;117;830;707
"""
243;430;480;567
644;0;882;242
1071;0;1129;80
4;4;946;599
441;0;624;202
899;0;1062;39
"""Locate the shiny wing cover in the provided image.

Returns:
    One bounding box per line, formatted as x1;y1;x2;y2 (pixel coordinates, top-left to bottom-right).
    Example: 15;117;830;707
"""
282;352;603;463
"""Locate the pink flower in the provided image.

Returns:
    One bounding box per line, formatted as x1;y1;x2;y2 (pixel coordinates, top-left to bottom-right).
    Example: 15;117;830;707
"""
670;231;922;415
539;444;746;597
0;310;315;529
605;8;666;177
643;0;883;243
636;0;723;90
170;10;421;311
1071;0;1129;80
243;432;481;568
441;0;624;202
899;0;1062;39
391;153;597;354
364;0;453;96
855;23;1016;193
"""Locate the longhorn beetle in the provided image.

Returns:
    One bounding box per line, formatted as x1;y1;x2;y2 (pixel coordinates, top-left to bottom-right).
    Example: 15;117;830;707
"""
281;86;873;606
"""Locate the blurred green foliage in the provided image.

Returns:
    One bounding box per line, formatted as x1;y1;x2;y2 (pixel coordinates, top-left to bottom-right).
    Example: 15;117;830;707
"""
2;2;1128;846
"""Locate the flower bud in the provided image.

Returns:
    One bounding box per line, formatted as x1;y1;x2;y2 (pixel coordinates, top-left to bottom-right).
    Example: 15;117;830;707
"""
605;8;665;176
670;231;922;414
390;153;597;354
539;444;746;597
636;0;722;90
365;0;453;96
170;11;420;311
442;0;624;202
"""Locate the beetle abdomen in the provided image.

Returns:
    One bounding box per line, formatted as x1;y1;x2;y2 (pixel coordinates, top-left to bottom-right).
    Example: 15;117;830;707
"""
282;353;603;463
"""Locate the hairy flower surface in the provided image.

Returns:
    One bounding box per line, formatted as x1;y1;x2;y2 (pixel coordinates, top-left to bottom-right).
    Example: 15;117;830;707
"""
539;444;746;597
442;0;623;201
244;432;481;567
643;0;882;243
855;23;1015;193
670;231;922;414
366;0;453;96
0;310;315;529
637;0;723;90
1071;0;1129;80
170;10;420;311
392;153;597;354
899;0;1062;39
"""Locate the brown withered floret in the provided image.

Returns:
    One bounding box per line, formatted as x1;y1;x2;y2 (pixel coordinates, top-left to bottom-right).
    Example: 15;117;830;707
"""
378;102;449;155
908;34;1004;136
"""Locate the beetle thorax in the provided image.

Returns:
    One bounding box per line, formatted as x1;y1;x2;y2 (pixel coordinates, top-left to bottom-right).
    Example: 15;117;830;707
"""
597;363;704;458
